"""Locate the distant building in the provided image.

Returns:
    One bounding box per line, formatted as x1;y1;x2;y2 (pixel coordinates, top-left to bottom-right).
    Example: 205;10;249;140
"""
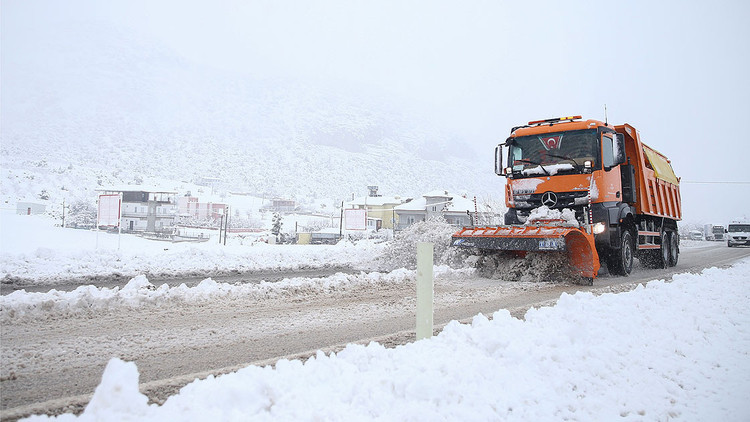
343;186;410;230
261;198;297;213
177;195;227;223
16;202;46;215
272;198;296;213
98;187;178;232
198;177;222;194
394;190;492;230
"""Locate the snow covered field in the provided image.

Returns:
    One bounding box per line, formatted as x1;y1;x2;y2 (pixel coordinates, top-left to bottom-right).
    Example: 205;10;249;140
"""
0;211;382;285
17;259;750;421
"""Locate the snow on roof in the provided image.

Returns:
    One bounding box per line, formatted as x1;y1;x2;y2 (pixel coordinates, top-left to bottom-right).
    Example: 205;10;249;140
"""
444;194;488;213
97;185;178;194
394;197;426;211
423;189;451;198
345;195;409;207
394;191;490;213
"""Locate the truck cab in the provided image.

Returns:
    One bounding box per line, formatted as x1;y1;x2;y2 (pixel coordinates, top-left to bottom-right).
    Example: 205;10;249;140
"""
712;225;726;241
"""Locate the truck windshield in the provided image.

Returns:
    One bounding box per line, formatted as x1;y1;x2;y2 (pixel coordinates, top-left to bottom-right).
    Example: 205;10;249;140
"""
508;129;599;177
728;224;750;232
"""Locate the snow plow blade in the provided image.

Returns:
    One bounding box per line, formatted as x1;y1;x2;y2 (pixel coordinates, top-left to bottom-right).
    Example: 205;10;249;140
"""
451;224;600;279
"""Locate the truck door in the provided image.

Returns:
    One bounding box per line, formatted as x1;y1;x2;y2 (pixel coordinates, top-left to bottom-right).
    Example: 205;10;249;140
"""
598;133;624;203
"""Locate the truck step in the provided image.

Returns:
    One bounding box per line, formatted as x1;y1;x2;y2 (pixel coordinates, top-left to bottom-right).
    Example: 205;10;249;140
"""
637;243;661;250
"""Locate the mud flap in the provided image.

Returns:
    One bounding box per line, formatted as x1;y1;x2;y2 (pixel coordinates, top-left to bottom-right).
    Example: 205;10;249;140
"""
452;225;601;279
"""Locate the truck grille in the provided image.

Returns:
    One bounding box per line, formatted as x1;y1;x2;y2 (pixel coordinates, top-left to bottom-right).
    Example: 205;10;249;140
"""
513;191;590;209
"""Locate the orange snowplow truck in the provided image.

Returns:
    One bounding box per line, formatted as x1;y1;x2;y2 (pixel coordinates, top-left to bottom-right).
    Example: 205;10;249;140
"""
452;116;681;284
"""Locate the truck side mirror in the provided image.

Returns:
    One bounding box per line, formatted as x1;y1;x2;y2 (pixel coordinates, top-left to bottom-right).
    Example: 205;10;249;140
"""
614;133;626;165
495;145;505;176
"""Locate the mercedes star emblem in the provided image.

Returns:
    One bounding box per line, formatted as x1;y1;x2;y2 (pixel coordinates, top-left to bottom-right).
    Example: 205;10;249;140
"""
541;191;558;207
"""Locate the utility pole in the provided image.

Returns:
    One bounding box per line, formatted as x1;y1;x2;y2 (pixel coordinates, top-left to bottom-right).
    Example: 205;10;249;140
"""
219;213;224;244
224;206;229;246
339;201;344;240
61;198;66;228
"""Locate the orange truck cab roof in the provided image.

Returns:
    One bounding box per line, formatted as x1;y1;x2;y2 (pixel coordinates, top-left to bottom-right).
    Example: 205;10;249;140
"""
511;118;611;138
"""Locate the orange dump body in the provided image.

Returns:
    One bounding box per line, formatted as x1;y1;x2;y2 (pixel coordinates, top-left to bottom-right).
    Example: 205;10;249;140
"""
616;124;681;221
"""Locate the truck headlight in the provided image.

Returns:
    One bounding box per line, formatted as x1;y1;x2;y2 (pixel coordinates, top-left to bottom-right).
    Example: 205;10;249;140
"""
592;222;606;234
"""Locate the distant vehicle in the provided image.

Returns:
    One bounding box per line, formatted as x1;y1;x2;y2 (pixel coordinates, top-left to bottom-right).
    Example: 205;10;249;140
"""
712;225;726;241
726;223;750;247
703;224;715;241
689;230;703;241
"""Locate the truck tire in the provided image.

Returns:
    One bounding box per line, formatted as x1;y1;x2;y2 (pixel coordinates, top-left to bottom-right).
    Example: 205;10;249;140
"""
607;230;633;276
657;229;670;269
668;231;679;267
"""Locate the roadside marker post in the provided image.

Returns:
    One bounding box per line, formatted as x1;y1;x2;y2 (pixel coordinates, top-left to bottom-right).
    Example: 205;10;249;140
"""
416;242;434;340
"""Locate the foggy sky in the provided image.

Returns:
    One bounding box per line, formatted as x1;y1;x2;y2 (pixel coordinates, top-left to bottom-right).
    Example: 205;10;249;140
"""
3;0;750;225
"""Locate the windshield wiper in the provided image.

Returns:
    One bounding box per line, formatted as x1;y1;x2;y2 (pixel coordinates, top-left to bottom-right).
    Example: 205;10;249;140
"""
544;152;581;170
517;158;550;176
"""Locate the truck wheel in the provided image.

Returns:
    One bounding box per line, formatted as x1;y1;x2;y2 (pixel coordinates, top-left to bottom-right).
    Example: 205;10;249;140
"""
657;229;670;269
607;230;633;276
641;230;669;269
728;241;733;248
668;231;679;267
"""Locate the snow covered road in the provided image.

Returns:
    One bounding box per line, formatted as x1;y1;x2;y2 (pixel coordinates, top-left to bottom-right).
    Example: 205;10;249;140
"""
2;243;748;420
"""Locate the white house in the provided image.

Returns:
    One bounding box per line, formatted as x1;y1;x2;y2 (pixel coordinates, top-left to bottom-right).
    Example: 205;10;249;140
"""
97;186;178;233
343;186;410;231
394;190;492;230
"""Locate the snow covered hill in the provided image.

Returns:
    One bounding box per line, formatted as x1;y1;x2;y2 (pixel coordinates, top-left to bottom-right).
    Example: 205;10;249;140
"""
1;17;498;212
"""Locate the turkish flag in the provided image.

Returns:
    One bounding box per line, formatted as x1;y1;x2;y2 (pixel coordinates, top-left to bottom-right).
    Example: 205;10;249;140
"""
540;135;562;150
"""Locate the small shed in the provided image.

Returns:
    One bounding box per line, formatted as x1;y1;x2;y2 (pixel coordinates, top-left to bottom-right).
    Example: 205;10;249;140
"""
311;231;341;244
297;228;342;245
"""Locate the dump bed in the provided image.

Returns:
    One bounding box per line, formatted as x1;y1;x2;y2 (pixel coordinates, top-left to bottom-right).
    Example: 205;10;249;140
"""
616;124;681;221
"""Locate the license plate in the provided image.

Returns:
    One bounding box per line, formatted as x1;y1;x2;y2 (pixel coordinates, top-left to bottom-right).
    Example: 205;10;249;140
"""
539;239;559;250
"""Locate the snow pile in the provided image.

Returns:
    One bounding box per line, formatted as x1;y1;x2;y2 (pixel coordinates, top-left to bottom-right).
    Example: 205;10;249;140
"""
1;266;469;322
1;268;437;322
26;260;750;421
376;217;465;271
81;360;150;419
474;252;577;283
526;205;579;227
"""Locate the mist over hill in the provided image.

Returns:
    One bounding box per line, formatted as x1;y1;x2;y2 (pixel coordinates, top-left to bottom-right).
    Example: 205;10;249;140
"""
1;19;500;212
